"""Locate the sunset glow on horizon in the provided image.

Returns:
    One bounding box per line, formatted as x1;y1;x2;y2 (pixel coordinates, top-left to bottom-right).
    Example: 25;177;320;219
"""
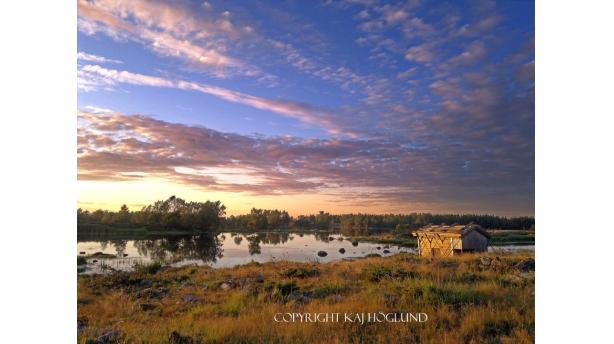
77;0;534;217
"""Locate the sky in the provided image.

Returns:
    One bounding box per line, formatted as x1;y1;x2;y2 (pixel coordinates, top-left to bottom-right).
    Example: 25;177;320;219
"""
77;0;534;216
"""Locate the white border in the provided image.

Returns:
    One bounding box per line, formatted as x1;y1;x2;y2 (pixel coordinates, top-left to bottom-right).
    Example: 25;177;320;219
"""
1;0;613;342
536;0;614;342
0;1;76;343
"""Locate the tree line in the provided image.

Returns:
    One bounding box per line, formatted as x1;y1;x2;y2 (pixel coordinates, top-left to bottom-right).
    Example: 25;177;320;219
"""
77;196;225;231
78;196;535;233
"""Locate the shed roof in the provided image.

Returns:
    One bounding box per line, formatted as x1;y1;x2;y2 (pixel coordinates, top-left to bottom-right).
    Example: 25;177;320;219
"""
412;223;491;239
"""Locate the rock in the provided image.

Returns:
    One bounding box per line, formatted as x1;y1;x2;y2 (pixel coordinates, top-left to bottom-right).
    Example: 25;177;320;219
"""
77;318;88;332
339;248;346;254
169;331;196;344
135;286;168;300
376;246;381;250
329;236;335;241
220;280;234;290
87;329;122;344
255;274;265;283
182;295;198;303
123;254;128;257
351;240;358;246
90;252;116;258
515;258;535;272
138;279;153;288
317;251;328;257
288;292;310;303
80;251;86;255
383;249;391;254
92;259;98;263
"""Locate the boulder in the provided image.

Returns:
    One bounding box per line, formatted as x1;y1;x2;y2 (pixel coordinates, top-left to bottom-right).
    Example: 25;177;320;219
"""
339;248;346;254
169;331;196;344
220;280;234;290
182;295;198;303
351;241;358;247
382;249;391;254
376;246;381;250
515;258;535;272
317;251;328;257
77;318;88;332
288;292;310;303
88;329;122;344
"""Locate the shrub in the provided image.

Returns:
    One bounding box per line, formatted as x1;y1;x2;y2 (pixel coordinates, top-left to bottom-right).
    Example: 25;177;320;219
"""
362;266;413;282
134;261;163;275
283;267;319;278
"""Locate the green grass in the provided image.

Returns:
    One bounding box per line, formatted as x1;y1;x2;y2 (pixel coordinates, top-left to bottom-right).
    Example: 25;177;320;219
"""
78;252;534;344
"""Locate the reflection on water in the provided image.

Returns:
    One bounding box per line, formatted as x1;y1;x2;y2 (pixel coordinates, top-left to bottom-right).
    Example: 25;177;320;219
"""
77;231;414;273
77;231;536;274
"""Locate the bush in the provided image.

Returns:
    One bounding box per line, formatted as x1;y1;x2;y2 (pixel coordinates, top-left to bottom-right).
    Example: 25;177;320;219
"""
283;267;319;278
362;266;412;282
134;261;163;275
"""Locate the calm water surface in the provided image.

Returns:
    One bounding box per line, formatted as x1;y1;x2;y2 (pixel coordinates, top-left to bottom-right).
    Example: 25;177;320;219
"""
77;231;414;274
77;231;535;274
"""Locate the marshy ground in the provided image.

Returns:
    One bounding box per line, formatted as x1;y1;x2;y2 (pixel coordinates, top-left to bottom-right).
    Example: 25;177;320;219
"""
78;252;534;344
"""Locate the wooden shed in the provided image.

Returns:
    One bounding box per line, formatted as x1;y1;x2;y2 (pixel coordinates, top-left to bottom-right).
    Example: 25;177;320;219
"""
412;223;490;257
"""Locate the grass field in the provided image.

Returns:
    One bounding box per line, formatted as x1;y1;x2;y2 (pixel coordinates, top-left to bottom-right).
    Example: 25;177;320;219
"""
348;230;534;247
78;251;534;343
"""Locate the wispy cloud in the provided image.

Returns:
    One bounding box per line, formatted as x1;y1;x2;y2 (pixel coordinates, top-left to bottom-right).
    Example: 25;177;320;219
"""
77;0;261;78
78;64;344;135
77;51;122;64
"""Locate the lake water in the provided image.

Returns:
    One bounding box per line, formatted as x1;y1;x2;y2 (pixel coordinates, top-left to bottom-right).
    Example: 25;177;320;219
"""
77;231;415;274
77;231;535;274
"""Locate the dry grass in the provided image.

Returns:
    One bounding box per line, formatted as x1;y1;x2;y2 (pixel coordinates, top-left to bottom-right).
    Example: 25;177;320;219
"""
78;252;534;344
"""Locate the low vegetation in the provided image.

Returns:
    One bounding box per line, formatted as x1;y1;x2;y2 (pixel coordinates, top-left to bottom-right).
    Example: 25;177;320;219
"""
347;230;534;247
78;252;534;343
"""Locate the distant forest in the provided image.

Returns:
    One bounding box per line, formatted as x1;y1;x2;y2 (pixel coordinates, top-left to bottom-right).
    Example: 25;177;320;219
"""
77;196;535;234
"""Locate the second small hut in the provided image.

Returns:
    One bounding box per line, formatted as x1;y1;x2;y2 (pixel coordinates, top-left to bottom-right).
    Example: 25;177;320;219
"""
413;223;490;257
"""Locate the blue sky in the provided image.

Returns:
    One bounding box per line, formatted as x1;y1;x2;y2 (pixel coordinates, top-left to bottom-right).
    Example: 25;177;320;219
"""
77;0;534;216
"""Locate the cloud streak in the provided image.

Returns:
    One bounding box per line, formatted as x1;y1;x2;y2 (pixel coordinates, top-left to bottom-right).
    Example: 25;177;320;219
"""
77;0;261;78
78;64;344;135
